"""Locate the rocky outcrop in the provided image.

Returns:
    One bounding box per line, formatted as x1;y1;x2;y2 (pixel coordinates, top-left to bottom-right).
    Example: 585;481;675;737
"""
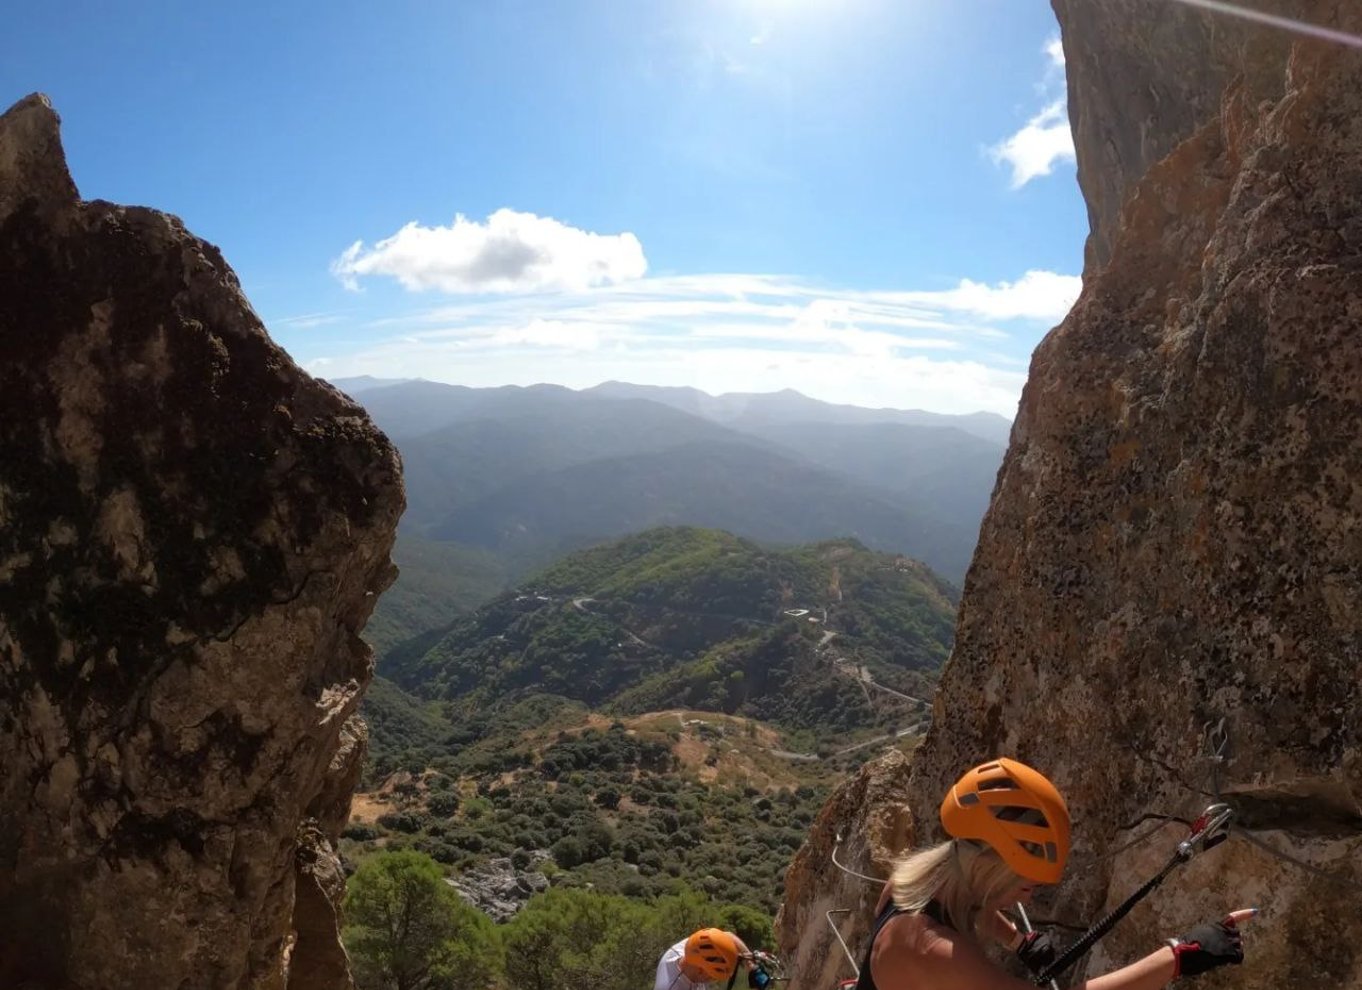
288;717;371;990
784;4;1362;988
1051;0;1290;273
287;824;355;990
907;2;1362;987
0;94;403;990
448;852;553;922
773;751;914;990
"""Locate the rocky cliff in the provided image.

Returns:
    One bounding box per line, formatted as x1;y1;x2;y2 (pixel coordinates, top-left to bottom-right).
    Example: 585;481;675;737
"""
782;3;1362;988
772;751;913;990
0;94;403;990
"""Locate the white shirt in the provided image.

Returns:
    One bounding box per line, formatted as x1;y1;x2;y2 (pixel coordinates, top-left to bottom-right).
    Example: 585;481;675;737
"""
655;938;714;990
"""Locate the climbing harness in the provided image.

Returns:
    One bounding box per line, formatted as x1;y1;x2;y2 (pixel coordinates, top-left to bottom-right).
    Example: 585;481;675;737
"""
1032;803;1235;985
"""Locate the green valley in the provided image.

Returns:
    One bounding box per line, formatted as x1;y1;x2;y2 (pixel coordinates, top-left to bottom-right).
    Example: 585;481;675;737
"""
349;527;955;917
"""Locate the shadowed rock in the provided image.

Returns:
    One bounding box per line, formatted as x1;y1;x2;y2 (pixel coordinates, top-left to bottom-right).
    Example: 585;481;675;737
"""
0;94;404;990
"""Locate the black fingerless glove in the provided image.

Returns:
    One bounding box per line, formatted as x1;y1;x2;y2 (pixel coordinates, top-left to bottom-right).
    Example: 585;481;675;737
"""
748;968;772;990
1168;920;1244;977
1016;931;1057;974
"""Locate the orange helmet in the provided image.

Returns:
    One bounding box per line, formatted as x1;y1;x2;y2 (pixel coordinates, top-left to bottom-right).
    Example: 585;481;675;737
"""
939;758;1071;884
684;929;740;982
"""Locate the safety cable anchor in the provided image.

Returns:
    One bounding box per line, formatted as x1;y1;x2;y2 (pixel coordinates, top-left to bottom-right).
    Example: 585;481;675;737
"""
1177;804;1234;860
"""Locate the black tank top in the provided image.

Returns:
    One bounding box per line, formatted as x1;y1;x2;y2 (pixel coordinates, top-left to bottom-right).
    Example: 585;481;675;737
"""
854;900;949;990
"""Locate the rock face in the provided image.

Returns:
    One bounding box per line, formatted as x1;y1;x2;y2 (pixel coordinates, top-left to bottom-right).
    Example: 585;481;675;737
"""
1052;0;1281;273
287;718;372;990
0;94;403;990
909;2;1362;987
784;4;1362;988
773;751;914;990
447;851;553;922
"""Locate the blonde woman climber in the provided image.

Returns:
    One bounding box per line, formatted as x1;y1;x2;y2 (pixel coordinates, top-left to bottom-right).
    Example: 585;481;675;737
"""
857;758;1252;990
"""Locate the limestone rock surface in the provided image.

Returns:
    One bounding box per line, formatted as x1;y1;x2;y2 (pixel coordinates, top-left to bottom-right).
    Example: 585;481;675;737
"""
910;3;1362;987
447;851;554;922
0;94;403;990
773;751;914;990
785;4;1362;988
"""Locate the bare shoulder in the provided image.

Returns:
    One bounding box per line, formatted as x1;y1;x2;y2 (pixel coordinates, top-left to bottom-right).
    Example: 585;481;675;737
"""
867;913;941;987
869;915;1036;990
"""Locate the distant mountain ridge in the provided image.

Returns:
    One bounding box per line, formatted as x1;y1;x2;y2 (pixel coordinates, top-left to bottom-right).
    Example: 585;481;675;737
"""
327;374;414;394
583;381;1013;446
324;378;1005;648
331;377;1012;447
431;439;980;582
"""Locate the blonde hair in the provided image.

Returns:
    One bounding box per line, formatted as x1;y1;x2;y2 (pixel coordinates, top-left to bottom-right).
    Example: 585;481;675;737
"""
888;839;1022;941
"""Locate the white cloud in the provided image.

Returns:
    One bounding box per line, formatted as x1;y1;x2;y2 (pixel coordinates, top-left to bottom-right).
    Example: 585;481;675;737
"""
990;100;1075;189
1045;36;1065;69
901;270;1081;322
331;208;648;293
269;312;344;330
487;319;602;351
299;268;1077;417
991;36;1075;189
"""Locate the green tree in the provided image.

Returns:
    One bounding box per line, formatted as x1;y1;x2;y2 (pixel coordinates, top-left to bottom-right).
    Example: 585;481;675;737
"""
501;887;662;990
717;903;774;951
343;850;502;990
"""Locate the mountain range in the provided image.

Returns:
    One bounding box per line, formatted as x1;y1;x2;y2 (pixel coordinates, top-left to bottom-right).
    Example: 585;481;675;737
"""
326;378;1007;650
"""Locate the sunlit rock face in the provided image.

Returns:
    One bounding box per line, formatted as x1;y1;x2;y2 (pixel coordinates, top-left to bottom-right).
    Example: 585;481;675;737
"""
0;93;403;990
788;3;1362;988
912;2;1362;986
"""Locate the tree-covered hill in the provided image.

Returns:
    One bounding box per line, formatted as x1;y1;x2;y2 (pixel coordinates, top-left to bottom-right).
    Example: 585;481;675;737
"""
382;527;956;737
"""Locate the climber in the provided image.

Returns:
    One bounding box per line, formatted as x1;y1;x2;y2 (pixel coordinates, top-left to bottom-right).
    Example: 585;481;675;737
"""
856;758;1252;990
655;927;756;990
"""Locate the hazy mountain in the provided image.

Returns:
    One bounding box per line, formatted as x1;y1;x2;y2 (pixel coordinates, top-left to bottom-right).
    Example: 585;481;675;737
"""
344;381;1003;644
736;420;1004;525
334;378;1013;446
347;380;580;439
583;381;1013;446
398;398;763;530
326;375;414;394
428;439;978;581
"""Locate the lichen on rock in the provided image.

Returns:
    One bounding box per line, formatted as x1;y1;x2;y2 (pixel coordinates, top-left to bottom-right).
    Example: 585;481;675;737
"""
785;4;1362;988
0;94;403;990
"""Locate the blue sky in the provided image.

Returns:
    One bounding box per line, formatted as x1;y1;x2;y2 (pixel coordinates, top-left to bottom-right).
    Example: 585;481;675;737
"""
8;0;1087;416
